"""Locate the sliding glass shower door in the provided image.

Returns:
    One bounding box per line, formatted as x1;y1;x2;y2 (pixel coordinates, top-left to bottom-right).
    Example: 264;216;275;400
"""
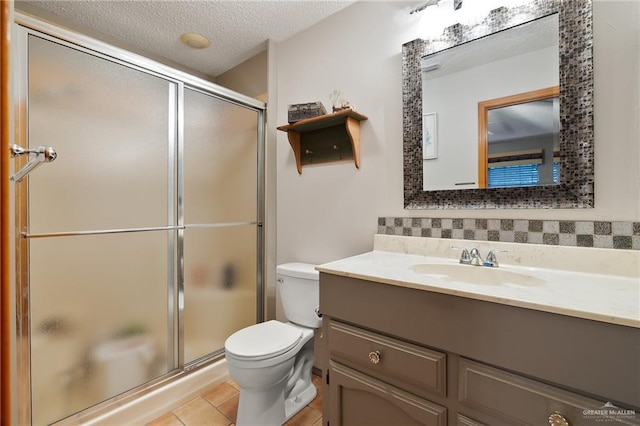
24;35;176;425
15;24;263;425
182;88;258;364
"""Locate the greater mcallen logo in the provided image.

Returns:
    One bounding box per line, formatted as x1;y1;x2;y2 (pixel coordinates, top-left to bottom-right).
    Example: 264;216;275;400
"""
583;402;636;422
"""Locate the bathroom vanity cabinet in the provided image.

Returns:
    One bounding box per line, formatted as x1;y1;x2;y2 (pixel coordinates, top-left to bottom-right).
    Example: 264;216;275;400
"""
319;273;640;426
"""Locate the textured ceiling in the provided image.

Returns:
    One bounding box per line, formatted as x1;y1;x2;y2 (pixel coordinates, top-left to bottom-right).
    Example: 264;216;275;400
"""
19;0;357;78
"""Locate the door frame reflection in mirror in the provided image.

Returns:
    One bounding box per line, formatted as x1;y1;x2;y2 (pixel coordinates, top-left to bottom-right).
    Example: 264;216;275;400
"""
402;0;594;209
478;86;559;188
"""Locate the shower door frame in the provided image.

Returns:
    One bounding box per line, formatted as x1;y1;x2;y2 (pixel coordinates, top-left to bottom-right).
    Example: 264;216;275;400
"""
1;2;12;425
11;12;266;425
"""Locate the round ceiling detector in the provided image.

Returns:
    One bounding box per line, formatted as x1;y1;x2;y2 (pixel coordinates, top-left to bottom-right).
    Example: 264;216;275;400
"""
180;33;210;49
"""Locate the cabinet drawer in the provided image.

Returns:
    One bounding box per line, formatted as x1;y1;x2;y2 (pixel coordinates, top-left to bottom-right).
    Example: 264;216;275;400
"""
328;320;446;397
457;414;486;426
459;358;640;425
329;361;447;426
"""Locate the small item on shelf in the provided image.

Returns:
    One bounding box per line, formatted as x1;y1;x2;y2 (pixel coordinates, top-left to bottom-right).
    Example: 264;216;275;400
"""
287;101;327;124
329;89;354;112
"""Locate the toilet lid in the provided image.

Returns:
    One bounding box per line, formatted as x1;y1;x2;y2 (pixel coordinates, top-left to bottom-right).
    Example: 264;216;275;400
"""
225;320;302;360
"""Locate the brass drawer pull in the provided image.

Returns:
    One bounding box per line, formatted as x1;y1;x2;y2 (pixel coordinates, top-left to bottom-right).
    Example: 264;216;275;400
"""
368;351;381;364
548;412;569;426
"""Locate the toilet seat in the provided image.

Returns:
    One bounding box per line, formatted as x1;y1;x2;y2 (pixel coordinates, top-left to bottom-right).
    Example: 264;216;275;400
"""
225;320;302;361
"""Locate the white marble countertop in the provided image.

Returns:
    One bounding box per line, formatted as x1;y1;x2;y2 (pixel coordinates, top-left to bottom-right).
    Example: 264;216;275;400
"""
317;235;640;328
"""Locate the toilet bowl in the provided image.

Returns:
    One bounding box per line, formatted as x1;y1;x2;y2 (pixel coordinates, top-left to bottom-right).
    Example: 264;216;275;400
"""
224;263;322;426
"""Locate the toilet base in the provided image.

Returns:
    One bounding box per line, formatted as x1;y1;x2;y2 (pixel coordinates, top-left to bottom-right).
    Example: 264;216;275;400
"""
235;379;316;426
285;381;317;420
236;382;286;426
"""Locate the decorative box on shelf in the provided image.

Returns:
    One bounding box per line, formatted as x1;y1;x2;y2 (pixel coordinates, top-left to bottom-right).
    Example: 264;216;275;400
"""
277;108;368;174
287;102;327;124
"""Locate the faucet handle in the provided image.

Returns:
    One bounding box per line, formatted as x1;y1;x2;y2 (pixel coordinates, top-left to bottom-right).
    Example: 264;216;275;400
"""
452;246;471;264
484;250;506;267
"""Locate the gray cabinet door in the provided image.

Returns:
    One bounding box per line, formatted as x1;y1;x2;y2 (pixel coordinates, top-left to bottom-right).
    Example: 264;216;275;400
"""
328;361;447;426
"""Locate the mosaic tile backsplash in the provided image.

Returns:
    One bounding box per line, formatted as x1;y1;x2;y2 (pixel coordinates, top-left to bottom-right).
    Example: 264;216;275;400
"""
378;218;640;250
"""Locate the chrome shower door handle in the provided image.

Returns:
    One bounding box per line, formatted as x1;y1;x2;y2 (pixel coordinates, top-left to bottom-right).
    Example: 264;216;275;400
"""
10;144;27;157
10;144;56;160
10;145;58;182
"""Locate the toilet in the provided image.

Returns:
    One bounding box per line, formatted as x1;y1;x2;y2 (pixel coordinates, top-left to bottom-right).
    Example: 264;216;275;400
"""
224;263;322;426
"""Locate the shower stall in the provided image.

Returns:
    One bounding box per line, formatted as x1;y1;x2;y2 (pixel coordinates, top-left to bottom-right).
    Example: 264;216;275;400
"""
10;13;265;425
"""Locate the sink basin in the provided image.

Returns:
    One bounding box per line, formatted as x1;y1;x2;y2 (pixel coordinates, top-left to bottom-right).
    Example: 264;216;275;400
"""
410;263;546;287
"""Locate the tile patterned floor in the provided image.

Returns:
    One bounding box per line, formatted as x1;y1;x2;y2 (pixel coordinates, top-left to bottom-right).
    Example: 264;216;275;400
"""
146;374;323;426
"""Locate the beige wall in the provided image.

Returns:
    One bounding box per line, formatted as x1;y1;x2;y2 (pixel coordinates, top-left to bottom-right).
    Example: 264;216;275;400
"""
274;0;640;276
216;49;268;98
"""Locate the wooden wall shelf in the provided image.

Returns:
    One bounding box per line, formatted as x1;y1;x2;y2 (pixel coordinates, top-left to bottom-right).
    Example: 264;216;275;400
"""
277;109;368;174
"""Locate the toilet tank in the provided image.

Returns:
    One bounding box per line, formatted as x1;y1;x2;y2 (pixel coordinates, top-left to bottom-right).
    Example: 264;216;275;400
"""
277;263;322;328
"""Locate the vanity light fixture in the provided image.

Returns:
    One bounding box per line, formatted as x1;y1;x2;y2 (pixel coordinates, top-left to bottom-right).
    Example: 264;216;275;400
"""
410;0;462;14
410;0;440;15
420;55;441;72
421;63;441;73
180;32;210;49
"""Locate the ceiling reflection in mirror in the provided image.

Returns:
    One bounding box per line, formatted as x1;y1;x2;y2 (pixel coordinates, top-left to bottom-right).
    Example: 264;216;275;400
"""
402;0;594;209
420;15;559;191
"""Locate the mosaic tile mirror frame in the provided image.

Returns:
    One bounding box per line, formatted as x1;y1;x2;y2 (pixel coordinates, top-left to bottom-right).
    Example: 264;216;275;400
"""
402;0;594;209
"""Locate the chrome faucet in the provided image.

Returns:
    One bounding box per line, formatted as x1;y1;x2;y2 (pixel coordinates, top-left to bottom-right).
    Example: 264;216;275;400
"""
455;247;483;266
469;248;484;266
454;247;503;267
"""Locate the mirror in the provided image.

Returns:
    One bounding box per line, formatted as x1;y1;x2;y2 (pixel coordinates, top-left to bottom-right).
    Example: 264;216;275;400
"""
420;14;559;191
403;0;594;209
